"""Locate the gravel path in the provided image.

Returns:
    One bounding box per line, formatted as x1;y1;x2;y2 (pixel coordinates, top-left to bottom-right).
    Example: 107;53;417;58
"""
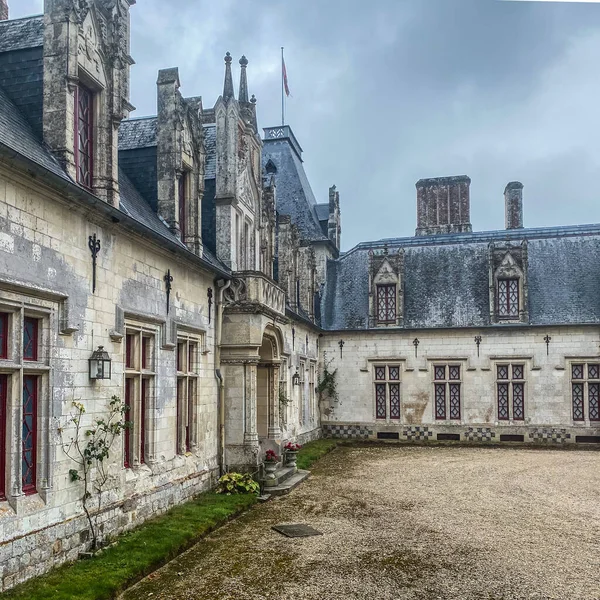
121;446;600;600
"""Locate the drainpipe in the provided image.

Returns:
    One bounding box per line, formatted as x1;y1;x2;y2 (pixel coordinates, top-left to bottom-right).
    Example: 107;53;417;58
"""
215;279;231;476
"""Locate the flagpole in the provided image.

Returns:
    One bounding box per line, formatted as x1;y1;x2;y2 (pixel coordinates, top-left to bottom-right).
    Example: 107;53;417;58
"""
281;46;285;126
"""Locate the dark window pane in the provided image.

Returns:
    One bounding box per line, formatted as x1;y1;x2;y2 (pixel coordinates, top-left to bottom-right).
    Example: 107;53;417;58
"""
512;365;524;380
76;85;93;188
435;383;446;419
449;366;460;381
589;364;600;380
572;364;584;380
388;366;400;381
497;365;509;380
125;334;134;369
124;379;133;468
22;375;37;494
23;317;38;361
375;366;386;381
498;383;509;420
512;383;525;421
376;284;396;323
449;384;461;420
434;366;446;381
589;383;600;421
389;384;400;420
572;383;585;421
0;313;7;359
375;384;386;419
0;375;6;500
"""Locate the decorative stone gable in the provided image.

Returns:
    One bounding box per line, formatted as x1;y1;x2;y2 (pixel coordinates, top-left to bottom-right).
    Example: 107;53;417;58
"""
488;241;529;324
368;247;404;328
277;215;301;309
156;67;205;255
43;0;135;206
260;175;277;278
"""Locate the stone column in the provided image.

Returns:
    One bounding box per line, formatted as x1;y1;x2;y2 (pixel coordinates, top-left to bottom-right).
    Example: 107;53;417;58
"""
268;363;282;439
243;359;259;445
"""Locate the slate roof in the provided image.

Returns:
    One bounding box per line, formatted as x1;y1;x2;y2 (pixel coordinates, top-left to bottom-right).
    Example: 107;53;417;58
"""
203;125;216;179
0;84;71;183
118;117;157;150
262;131;328;243
0;15;43;53
315;203;329;222
321;225;600;331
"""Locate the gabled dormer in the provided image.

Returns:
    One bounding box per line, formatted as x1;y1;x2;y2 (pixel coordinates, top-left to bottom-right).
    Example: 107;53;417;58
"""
156;67;205;255
43;0;136;207
368;247;405;328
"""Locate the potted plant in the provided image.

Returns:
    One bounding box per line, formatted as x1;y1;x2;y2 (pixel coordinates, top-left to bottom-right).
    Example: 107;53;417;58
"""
263;449;279;480
283;441;302;469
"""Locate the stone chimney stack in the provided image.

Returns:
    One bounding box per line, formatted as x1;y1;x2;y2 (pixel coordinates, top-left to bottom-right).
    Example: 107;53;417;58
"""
415;175;472;236
0;0;8;21
504;182;524;230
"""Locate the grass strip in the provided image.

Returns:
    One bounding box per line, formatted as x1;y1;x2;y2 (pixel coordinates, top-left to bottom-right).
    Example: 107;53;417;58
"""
3;492;257;600
296;438;340;470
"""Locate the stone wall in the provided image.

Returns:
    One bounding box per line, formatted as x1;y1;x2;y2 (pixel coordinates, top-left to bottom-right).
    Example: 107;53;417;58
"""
0;164;219;590
319;326;600;443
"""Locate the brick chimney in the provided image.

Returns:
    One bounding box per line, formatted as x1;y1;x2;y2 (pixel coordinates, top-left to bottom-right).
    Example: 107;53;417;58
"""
0;0;9;21
504;182;523;230
415;175;472;236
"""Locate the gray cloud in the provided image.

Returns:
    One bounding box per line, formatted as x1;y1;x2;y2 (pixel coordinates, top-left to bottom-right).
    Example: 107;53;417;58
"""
11;0;600;250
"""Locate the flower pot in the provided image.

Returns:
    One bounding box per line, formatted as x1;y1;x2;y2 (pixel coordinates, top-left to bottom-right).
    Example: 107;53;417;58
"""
284;451;298;469
264;461;278;480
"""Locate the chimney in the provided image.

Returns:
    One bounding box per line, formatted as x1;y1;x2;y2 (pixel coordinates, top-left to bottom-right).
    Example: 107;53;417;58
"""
0;0;8;21
504;182;523;230
415;175;472;236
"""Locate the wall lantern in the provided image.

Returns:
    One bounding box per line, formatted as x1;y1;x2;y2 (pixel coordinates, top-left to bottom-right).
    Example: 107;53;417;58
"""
292;369;301;386
89;346;111;380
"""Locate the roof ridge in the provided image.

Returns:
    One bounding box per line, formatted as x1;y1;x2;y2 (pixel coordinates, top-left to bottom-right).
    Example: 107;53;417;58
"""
0;14;43;24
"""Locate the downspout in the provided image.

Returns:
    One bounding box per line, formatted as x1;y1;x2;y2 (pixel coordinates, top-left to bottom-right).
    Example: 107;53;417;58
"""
215;279;231;476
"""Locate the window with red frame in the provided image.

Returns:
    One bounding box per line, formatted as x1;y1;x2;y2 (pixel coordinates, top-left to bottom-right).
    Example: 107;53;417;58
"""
23;317;38;361
178;172;187;241
374;365;400;420
75;84;94;188
124;378;133;468
434;365;461;421
0;312;7;358
22;375;37;494
0;375;7;500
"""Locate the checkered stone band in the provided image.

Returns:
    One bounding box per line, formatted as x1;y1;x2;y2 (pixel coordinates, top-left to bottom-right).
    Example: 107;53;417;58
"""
322;424;373;439
403;426;433;441
464;427;495;442
528;428;571;444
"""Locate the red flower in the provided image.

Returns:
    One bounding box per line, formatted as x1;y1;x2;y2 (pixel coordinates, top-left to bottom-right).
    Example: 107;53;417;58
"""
265;449;278;462
284;442;302;452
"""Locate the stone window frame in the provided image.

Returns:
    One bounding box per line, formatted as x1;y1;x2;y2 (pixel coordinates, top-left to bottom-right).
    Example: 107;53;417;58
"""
0;296;53;510
495;362;527;423
489;244;529;325
124;321;158;468
175;331;204;455
570;361;600;424
431;362;463;422
373;363;402;422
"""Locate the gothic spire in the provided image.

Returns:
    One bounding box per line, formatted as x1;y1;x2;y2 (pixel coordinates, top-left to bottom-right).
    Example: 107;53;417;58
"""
223;52;234;100
238;55;249;103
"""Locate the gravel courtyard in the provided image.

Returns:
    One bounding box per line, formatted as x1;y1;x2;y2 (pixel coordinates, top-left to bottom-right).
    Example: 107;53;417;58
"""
121;446;600;600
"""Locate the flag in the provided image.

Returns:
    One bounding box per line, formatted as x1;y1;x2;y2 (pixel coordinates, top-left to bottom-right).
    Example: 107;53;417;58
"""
282;55;290;97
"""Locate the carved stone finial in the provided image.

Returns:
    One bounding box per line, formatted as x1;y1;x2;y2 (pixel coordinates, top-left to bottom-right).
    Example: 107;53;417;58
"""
223;52;235;100
238;55;249;103
239;55;248;67
250;94;256;104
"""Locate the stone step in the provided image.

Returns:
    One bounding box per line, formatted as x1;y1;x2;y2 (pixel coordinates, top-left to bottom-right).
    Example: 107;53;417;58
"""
263;466;296;488
265;470;310;496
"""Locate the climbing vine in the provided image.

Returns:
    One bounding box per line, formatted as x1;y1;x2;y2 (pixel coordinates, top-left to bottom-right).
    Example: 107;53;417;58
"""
60;396;130;551
317;355;339;404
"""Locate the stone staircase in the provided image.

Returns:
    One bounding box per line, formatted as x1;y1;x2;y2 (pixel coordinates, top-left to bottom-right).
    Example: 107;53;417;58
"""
261;463;310;496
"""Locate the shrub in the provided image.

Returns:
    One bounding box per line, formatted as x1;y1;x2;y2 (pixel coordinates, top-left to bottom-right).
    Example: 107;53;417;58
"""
215;472;260;495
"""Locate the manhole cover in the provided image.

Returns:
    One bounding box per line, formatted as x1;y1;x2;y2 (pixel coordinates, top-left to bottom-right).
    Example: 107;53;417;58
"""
272;524;322;538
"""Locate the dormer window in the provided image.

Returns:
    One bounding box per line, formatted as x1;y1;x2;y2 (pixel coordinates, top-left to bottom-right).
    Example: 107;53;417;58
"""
497;278;519;319
75;84;94;188
376;284;397;323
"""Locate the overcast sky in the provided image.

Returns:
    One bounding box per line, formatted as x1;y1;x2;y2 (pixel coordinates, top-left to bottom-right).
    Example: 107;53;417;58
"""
12;0;600;250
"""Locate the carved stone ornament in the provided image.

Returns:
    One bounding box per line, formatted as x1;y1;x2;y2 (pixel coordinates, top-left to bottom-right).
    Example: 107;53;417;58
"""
223;278;247;304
